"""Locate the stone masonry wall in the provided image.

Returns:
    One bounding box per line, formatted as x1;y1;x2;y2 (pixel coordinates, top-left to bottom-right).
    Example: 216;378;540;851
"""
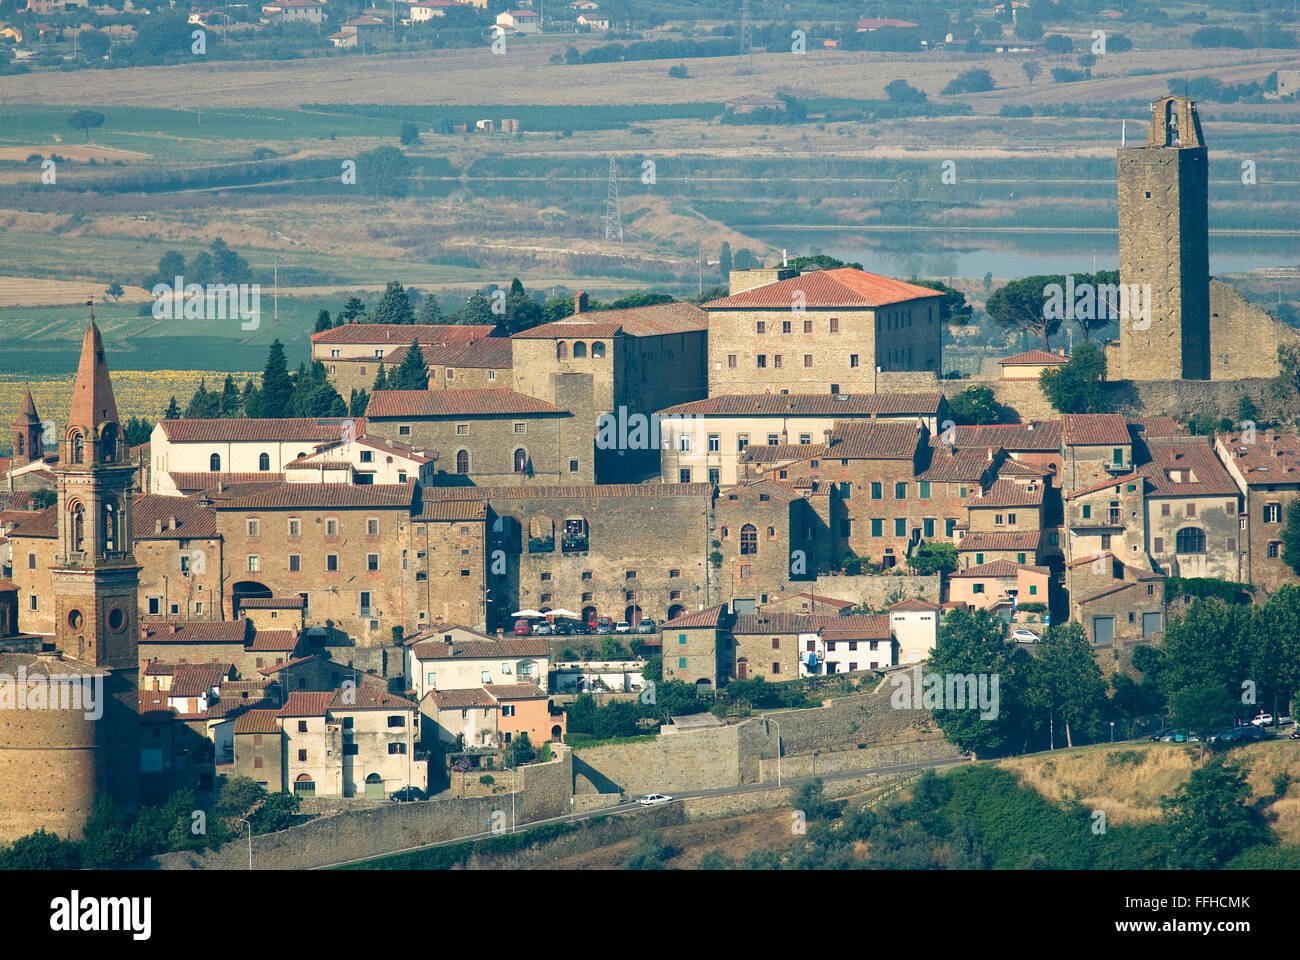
807;572;940;607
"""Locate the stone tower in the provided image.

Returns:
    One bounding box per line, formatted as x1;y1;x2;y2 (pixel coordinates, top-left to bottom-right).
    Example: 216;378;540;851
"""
50;321;140;811
1115;95;1210;381
11;389;43;465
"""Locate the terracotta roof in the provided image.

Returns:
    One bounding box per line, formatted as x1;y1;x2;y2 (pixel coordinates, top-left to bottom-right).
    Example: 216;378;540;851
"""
957;530;1042;552
1217;432;1300;486
969;479;1045;508
17;388;38;423
733;612;885;635
278;691;335;717
951;559;1049;578
1064;472;1144;501
703;268;944;310
169;472;285;492
220;677;274;692
820;614;890;641
426;483;712;501
68;322;120;432
238;596;304;610
247;629;299;652
996;458;1053;479
1077;580;1158;605
159;418;361;443
828;421;924;460
741;442;829;464
204;699;253;720
233;709;281;734
329;686;416;710
917;447;1001;483
257;655;317;674
428;688;496;709
1129;417;1181;440
1139;438;1239;498
662;603;729;629
410;499;488;522
312;324;500;347
1066;551;1114;569
132;494;217;539
0;653;107;678
410;637;548;660
0;491;34;511
657;393;943;418
366;389;563;418
487;683;548;701
0;579;19;592
140;620;251;644
938;422;1061;452
887;598;941;611
1000;350;1068;366
716;480;801;505
766;592;854;612
213;482;414;510
433;337;515;369
6;505;56;538
1062;414;1131;446
512;302;707;339
170;663;231;698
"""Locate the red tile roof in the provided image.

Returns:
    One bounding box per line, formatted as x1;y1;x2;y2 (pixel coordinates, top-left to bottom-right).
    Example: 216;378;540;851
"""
1064;472;1144;501
487;683;547;701
426;483;713;501
140;620;251;645
170;663;232;698
780;593;856;611
428;688;496;709
917;447;1001;483
212;482;414;510
741;442;829;464
328;686;417;710
6;505;56;539
1139;438;1238;498
310;323;500;345
733;612;885;634
1062;414;1130;446
433;337;515;369
512;302;706;339
703;268;944;310
169;472;285;493
888;598;941;611
828;421;924;460
159;418;361;443
657;393;944;417
238;596;304;609
233;709;281;734
410;637;548;660
820;614;890;641
132;494;217;539
952;559;1049;578
969;479;1045;508
68;322;120;434
662;603;729;629
410;499;488;522
938;421;1061;452
366;389;564;418
1000;349;1068;366
957;530;1043;552
278;691;334;717
247;629;299;652
1216;432;1300;486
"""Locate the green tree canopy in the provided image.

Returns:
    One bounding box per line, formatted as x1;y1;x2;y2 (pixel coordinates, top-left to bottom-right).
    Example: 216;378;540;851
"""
393;340;429;390
948;385;1000;424
1040;342;1108;414
371;280;416;325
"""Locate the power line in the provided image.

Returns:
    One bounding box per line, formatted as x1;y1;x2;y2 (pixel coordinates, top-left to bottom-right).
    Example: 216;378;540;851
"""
602;154;623;242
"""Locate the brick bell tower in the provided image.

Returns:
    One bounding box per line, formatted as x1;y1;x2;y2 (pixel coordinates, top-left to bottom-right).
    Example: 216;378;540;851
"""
1115;95;1210;381
11;389;43;466
51;321;140;810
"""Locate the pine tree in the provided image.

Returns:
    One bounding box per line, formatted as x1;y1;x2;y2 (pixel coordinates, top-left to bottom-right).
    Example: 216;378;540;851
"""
371;281;415;325
184;379;221;419
349;388;369;417
394;340;429;390
415;295;443;325
719;241;732;280
220;374;242;418
458;292;494;325
257;339;294;419
372;364;389;392
314;309;333;333
164;396;181;419
339;296;366;324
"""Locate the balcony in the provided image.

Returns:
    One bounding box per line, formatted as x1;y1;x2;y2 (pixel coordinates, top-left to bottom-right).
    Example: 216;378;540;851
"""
561;535;589;554
528;536;555;554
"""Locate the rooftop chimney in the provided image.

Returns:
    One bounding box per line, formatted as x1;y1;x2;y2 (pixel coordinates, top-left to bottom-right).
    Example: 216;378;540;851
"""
169;515;177;531
170;622;180;634
155;519;163;534
575;291;589;314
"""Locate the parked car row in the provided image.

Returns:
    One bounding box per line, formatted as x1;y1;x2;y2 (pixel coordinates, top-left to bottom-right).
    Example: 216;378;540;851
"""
515;616;658;636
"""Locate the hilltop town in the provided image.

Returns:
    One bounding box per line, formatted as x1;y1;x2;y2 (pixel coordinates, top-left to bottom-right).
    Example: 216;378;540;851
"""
0;86;1298;880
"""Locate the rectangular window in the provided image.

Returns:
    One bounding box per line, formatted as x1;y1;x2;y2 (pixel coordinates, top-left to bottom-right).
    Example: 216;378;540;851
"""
756;321;765;334
975;553;984;564
772;663;781;674
678;433;691;452
919;481;931;499
839;482;851;500
367;554;379;572
871;518;883;537
767;434;779;445
727;354;737;369
782;320;791;334
804;355;813;368
678;657;687;669
1029;584;1038;595
708;434;720;452
298;749;307;762
569;460;580;473
325;519;339;537
895;518;906;537
871;482;882;500
895;482;906;500
247;555;260;573
513;422;527;435
1017;552;1027;563
1112;448;1123;465
288;518;301;537
771;638;781;650
1082;505;1091;520
367;518;379;536
737;434;749;452
756;355;766;368
288;554;300;572
923;518;935;538
1265;503;1281;523
1153;537;1164;553
803;320;812;334
850;354;859;368
829;317;839;333
946;518;957;536
1186;502;1196;518
1269;542;1281;558
398;425;411;437
973;583;985;594
679;469;691;483
326;554;338;572
247;518;259;537
360;450;373;463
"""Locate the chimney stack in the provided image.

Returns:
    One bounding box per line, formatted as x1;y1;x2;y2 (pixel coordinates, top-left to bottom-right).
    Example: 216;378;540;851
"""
170;622;180;635
169;515;177;531
155;519;163;534
574;292;589;314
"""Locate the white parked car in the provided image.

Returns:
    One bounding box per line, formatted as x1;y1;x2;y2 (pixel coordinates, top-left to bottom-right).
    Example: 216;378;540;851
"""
1251;714;1274;727
638;793;672;806
1010;629;1041;643
614;621;632;634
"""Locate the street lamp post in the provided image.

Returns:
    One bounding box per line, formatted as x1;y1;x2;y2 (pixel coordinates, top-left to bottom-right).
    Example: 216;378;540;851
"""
1109;721;1115;743
770;719;782;786
237;818;252;870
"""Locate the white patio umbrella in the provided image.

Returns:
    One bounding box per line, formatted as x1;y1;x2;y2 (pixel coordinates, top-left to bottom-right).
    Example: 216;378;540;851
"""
511;609;544;618
548;608;580;619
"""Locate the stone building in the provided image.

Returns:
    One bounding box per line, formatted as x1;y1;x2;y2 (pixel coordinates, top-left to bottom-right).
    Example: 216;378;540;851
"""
402;497;489;631
948;560;1050;611
132;495;224;622
730;612;889;681
703;267;945;395
1215;431;1300;592
1139;437;1243;581
660;603;733;689
1063;472;1148;583
211;482;418;643
713;480;819;610
1072;574;1166;645
310;322;502;398
364;388;590;485
659;392;946;486
1060;414;1133;493
426;484;713;629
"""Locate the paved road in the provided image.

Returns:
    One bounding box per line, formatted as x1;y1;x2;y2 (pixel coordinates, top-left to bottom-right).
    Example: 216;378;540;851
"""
315;753;971;870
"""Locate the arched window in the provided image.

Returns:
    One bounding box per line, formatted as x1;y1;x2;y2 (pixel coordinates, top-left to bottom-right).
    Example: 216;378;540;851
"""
15;435;23;457
210;453;221;472
556;342;569;360
514;448;529;474
102;500;119;553
1175;527;1206;554
591;341;606;359
69;502;84;553
740;523;758;555
562;516;588;553
456;449;470;474
258;452;271;471
100;423;117;462
528;516;554;553
573;341;587;358
70;432;84;464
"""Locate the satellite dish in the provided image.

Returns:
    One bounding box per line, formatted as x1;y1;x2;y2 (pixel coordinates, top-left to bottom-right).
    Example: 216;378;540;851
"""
815;650;825;662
